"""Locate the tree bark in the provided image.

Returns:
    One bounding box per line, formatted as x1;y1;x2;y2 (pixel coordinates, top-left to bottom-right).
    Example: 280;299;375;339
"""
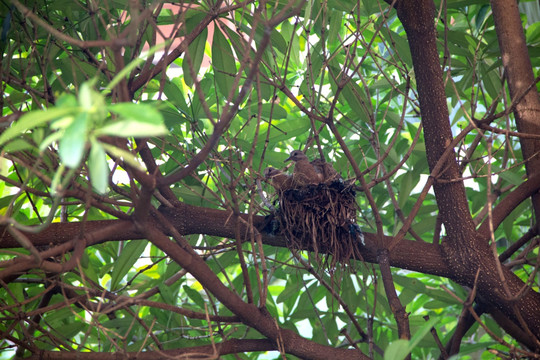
491;0;540;220
395;0;540;350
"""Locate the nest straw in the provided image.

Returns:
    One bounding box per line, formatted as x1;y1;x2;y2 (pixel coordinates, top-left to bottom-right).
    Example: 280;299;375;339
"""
276;180;363;269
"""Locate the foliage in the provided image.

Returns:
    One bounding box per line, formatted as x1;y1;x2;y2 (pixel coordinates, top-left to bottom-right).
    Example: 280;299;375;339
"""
0;0;539;359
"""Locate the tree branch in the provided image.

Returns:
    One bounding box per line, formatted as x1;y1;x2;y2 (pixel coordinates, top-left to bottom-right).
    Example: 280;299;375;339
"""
477;173;540;239
141;220;370;360
24;338;277;360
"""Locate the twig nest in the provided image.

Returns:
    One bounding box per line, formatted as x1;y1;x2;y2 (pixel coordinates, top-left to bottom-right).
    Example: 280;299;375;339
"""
276;180;363;269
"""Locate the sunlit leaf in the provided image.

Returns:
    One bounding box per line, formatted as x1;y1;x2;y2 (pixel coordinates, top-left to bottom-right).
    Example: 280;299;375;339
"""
100;142;146;171
88;141;109;194
0;107;78;147
59;112;88;168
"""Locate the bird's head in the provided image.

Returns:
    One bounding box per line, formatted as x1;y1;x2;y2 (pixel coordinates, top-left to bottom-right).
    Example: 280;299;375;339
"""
263;167;281;179
284;150;307;163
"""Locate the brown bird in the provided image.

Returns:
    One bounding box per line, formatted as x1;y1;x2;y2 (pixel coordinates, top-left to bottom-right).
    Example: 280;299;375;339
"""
264;167;293;191
311;158;341;183
284;150;323;186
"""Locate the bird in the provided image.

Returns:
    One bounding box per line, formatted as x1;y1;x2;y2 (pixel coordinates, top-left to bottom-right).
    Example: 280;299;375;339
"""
311;158;341;183
263;167;293;191
284;150;323;186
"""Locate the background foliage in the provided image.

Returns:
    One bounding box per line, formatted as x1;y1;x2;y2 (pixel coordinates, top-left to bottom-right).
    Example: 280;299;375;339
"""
0;0;539;359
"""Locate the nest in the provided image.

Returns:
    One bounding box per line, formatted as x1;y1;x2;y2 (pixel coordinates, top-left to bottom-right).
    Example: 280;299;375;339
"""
276;180;364;269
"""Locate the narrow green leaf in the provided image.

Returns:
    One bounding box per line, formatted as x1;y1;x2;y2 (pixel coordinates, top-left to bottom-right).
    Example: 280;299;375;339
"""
384;339;409;360
212;28;236;98
163;79;189;110
102;102;167;137
183;27;208;87
39;131;64;152
340;79;371;123
2;138;33;152
88;141;109;194
303;0;313;28
0;106;78;147
458;341;498;355
480;63;502;100
97;119;167;137
158;283;175;305
243;103;288;120
78;81;94;110
398;171;415;208
407;316;441;351
276;280;303;303
109;240;148;291
270;28;288;55
393;275;427;293
384;317;440;360
56;93;78;108
108;102;164;124
182;285;206;309
100;142;146;172
327;10;342;44
50;163;66;196
499;170;523;186
59;112;88;168
103;41;169;95
475;5;490;30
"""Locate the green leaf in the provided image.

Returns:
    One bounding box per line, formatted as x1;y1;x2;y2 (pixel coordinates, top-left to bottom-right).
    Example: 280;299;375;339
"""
408;316;441;348
59;112;88;168
101;103;167;137
2;138;33;152
276;279;303;303
384;339;409;360
339;79;371;123
97;119;167;137
0;106;78;147
183;27;208;87
39;131;64;152
182;285;206;309
384;317;439;360
499;170;523;186
327;10;342;44
242;103;288;120
398;171;415;208
109;240;148;291
104;42;169;95
163;79;189;110
456;341;497;355
107;102;164;125
100;142;146;172
78;81;94;110
88;141;109;194
270;28;288;55
480;62;502;100
158;282;175;305
212;28;237;98
380;26;412;66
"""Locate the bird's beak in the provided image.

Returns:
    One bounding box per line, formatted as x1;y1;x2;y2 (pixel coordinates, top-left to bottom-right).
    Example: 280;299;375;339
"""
284;155;292;162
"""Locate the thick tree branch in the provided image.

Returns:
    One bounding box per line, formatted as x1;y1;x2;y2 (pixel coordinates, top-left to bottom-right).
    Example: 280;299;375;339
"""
141;221;369;360
0;204;450;278
395;0;540;348
395;0;476;241
477;173;540;239
491;0;540;220
377;249;410;347
25;338;276;360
